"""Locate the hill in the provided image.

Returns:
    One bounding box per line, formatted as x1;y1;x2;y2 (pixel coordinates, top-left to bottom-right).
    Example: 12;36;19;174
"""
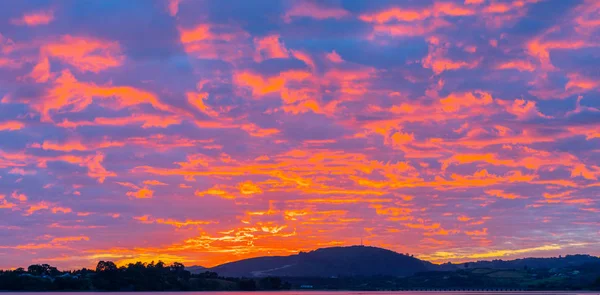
186;265;207;274
208;246;600;279
458;254;600;270
209;246;434;277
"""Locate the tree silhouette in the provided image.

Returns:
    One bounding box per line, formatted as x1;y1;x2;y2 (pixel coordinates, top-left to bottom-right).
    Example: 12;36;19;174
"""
96;261;118;273
27;264;59;276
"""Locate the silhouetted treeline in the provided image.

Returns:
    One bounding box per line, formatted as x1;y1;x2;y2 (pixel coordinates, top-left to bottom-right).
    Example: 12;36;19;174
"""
0;261;291;291
281;262;600;291
1;260;600;291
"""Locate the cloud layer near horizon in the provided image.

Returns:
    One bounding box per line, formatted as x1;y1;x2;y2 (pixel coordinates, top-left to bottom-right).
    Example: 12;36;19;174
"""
0;0;599;269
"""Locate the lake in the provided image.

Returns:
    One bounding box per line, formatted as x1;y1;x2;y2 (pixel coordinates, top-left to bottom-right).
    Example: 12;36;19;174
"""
3;292;597;295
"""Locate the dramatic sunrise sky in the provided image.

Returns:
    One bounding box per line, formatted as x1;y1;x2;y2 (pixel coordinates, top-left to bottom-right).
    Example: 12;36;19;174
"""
0;0;599;269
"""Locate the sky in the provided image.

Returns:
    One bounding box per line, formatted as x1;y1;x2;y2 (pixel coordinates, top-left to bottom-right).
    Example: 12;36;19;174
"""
0;0;599;270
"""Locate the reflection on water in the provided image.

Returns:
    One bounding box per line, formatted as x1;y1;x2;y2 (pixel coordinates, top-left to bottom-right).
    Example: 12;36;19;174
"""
4;292;597;295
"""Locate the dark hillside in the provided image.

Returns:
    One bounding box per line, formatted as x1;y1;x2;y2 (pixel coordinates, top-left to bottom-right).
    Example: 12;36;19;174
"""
211;246;433;277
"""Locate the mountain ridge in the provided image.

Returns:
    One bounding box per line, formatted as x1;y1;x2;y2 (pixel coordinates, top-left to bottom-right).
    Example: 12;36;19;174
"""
192;245;600;278
209;246;433;277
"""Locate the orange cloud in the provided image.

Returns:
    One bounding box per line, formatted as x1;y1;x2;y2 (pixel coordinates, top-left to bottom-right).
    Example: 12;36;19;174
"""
0;121;24;131
234;72;285;96
422;37;480;74
0;194;17;210
180;24;223;43
27;56;51;82
50;236;90;243
496;60;536;72
42;35;124;72
234;70;311;96
457;215;472;222
254;34;289;62
484;3;513;14
29;135;208;153
431;2;475;17
239;181;263;195
58;114;182;129
498;99;546;119
565;73;599;91
167;0;180;16
44;152;116;183
7;69;173;122
126;187;154;199
360;3;473;24
291;50;316;71
371;204;413;219
179;23;250;60
527;38;593;70
25;201;51;215
360;8;430;23
51;206;73;214
11;10;54;26
240;123;280;137
438;169;537;189
571;164;599;180
11;191;28;202
135;215;215;228
195;185;236;199
465;228;488;236
0;57;22;69
326;51;344;63
542;190;574;203
404;222;441;230
143;180;168;186
439;91;493;112
187;91;220;118
284;1;349;22
485;189;523;200
85;153;116;181
425;57;479;74
32;140;87;152
369;20;450;38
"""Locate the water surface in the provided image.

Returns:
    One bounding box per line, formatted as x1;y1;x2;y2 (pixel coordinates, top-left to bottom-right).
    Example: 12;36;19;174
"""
5;292;598;295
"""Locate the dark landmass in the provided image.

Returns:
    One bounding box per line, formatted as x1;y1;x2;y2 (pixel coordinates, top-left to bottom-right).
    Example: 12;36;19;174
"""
0;261;289;291
1;245;599;291
185;265;206;274
451;254;600;270
211;246;433;277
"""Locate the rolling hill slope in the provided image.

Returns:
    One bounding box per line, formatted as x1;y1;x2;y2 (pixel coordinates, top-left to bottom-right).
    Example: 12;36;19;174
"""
209;246;434;277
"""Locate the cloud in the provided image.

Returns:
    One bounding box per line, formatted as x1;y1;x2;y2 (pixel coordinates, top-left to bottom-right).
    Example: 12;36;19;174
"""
325;51;344;63
58;114;182;129
11;10;54;26
167;0;180;16
179;23;250;61
485;189;523;200
134;215;215;228
32;140;87;152
51;236;90;243
253;34;289;62
9;168;36;176
238;181;263;195
42;35;124;72
5;69;173;122
0;121;24;131
496;60;535;72
283;1;349;22
143;180;168;186
422;37;480;75
126;187;154;199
